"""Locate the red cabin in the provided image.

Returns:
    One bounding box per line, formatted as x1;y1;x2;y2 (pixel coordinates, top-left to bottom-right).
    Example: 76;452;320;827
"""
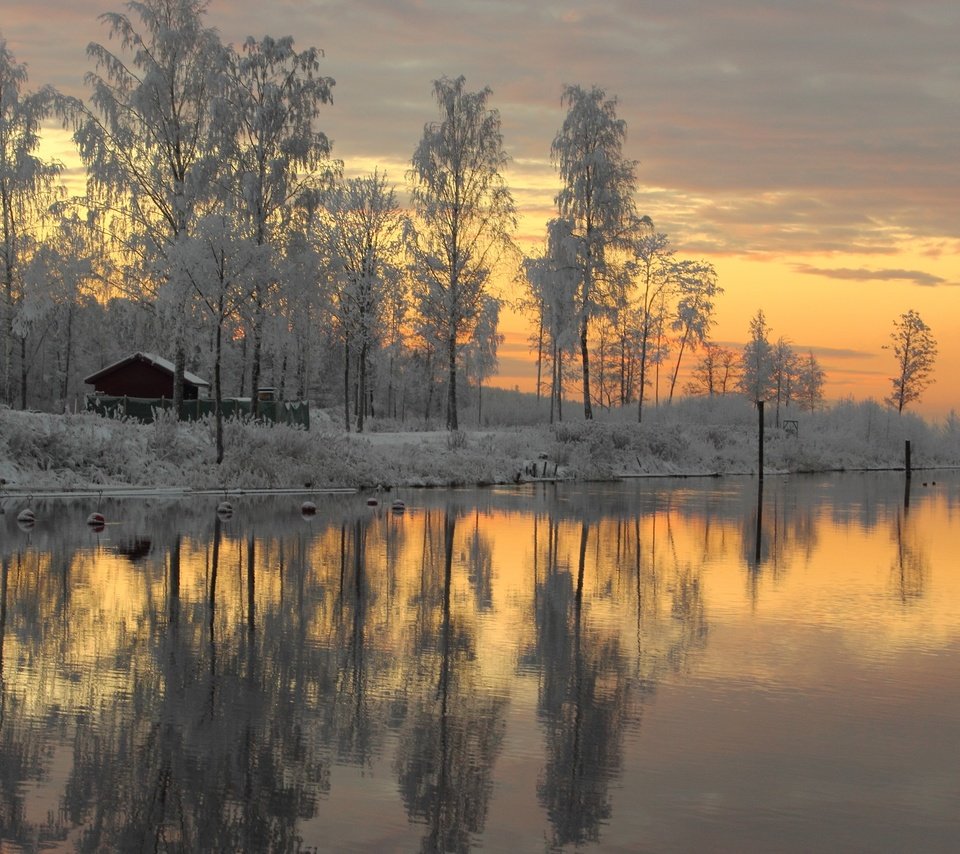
84;352;210;400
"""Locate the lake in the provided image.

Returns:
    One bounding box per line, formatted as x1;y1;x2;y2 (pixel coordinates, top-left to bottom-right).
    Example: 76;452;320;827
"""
1;472;958;852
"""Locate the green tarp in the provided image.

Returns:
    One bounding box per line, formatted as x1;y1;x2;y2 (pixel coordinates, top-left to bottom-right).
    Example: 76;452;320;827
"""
86;395;310;429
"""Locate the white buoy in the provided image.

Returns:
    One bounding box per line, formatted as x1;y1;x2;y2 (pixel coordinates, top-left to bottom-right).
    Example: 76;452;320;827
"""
391;499;406;513
217;500;234;520
301;500;317;517
17;508;35;531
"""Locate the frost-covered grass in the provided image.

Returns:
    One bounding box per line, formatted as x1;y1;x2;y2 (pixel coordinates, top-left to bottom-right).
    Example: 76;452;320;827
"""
1;397;958;492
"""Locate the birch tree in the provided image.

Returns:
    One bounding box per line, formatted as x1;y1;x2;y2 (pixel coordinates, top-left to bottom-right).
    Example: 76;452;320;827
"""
667;259;721;403
795;351;825;412
409;75;515;431
321;171;407;432
0;38;62;407
886;309;937;413
552;84;638;420
217;35;336;415
631;232;673;421
71;0;223;417
739;309;776;403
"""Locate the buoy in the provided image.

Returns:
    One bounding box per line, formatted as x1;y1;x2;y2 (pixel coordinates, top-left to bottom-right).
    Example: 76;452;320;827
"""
87;511;106;526
17;508;35;531
391;499;406;513
217;500;234;520
301;500;317;517
366;497;379;507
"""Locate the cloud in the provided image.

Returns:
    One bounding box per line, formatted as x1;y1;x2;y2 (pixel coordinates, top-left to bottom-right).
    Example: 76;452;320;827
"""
5;0;960;254
793;265;954;288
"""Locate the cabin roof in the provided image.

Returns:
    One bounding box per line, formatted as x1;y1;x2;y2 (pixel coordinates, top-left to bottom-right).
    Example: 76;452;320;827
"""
84;352;210;388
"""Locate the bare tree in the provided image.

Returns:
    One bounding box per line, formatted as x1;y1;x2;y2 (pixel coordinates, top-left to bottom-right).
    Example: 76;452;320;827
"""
631;232;673;421
886;309;937;413
685;343;739;397
0;38;61;407
409;75;515;431
552;84;638;421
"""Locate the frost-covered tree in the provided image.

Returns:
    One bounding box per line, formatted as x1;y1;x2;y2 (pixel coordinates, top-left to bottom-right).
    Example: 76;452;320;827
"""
523;218;580;423
464;294;503;424
739;309;776;402
552;84;638;421
71;0;223;417
321;171;406;432
217;34;336;415
667;259;720;403
886;309;937;413
770;337;798;427
631;232;673;421
795;350;825;412
0;37;62;407
409;75;515;431
173;209;257;461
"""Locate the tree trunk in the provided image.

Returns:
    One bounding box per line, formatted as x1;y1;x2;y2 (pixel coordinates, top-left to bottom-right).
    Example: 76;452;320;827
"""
215;317;224;464
446;331;458;431
173;345;186;422
356;338;367;433
580;317;593;420
668;334;689;403
19;336;27;410
251;300;264;419
343;338;351;432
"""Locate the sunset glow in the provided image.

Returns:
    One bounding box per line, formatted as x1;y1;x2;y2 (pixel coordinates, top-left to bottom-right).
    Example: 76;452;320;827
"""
6;0;959;414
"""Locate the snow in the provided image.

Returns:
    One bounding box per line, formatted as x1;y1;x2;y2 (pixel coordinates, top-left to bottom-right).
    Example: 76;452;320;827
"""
0;397;957;495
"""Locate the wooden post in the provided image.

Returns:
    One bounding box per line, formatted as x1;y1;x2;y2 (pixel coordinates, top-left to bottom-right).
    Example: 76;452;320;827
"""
905;440;912;478
757;400;764;481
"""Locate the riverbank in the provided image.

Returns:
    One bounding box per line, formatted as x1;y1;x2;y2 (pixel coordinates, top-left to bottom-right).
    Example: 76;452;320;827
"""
1;398;957;492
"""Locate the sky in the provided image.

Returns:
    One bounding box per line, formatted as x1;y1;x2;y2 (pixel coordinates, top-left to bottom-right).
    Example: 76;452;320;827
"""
4;0;960;416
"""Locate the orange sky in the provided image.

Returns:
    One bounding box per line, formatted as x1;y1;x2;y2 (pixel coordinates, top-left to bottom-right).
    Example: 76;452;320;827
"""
7;0;960;417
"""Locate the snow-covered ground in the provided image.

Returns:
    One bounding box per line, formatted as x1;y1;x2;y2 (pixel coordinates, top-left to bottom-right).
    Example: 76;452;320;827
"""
1;397;957;494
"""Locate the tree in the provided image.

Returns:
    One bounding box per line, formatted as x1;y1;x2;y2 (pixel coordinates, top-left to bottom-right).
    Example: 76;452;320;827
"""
630;231;672;421
72;0;223;417
409;75;515;431
463;294;503;424
0;38;62;407
886;309;937;413
795;350;825;412
667;259;720;403
770;336;797;427
523;218;580;423
552;84;638;421
685;343;739;397
738;309;775;403
217;34;336;415
321;171;407;432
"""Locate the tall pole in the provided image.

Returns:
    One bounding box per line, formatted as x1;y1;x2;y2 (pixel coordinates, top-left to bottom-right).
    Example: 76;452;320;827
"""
757;400;764;481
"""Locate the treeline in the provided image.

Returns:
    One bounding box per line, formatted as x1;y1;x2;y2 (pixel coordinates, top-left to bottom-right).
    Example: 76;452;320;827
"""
1;1;834;445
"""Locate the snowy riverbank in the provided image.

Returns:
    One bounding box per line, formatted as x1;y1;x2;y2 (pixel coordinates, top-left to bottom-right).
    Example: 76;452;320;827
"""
1;398;958;493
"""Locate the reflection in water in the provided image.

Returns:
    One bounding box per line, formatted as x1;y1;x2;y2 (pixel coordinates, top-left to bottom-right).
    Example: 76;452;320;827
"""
0;473;958;851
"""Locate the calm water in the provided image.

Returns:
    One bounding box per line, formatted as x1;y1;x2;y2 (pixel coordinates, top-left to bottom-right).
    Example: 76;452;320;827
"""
1;473;958;852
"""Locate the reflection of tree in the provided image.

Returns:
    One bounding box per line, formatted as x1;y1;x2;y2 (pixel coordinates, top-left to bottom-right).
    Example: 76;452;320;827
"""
395;510;506;853
534;522;632;849
465;509;494;612
891;509;927;603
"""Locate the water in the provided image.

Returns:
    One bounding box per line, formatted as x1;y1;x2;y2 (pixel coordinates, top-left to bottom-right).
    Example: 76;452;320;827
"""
1;472;958;852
